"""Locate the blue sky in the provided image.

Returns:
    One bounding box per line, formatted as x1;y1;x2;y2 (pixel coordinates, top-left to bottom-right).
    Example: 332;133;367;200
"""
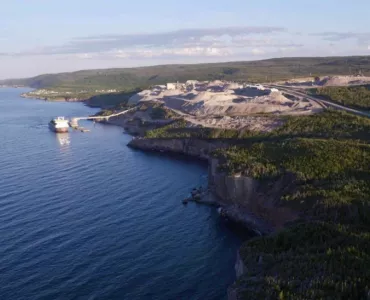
1;0;370;78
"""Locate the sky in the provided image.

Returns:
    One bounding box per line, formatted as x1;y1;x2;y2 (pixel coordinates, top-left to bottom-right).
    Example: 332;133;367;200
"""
1;0;370;79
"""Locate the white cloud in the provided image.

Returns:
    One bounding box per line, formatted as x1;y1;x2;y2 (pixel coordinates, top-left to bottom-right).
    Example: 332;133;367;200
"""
1;26;286;57
251;48;265;55
162;47;230;57
89;46;231;60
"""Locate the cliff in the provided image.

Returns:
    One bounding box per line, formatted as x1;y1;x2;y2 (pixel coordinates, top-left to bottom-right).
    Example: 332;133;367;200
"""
128;127;370;299
128;137;226;160
227;251;246;300
128;138;299;234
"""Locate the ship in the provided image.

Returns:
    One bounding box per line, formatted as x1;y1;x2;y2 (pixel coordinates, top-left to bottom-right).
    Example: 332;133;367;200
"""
49;117;70;133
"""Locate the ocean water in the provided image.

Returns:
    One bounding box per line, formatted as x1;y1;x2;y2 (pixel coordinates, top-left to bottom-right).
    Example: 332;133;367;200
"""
0;88;247;300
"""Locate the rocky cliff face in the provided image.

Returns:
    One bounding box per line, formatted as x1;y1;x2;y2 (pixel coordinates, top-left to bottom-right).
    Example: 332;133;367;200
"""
227;251;246;300
209;158;299;233
129;138;299;234
128;137;301;300
128;137;228;160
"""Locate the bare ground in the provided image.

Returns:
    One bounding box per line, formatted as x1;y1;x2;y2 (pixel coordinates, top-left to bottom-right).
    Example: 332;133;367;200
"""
127;81;322;131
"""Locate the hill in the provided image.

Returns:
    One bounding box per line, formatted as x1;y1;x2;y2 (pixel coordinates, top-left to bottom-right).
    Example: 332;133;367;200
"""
2;56;370;91
310;84;370;111
134;109;370;299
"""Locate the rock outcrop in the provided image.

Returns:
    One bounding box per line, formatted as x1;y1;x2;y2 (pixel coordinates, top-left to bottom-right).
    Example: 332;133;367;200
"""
128;137;228;160
128;137;304;300
128;138;299;234
209;157;299;233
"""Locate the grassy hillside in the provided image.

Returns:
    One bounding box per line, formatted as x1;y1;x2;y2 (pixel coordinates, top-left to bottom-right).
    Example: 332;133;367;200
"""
2;56;370;91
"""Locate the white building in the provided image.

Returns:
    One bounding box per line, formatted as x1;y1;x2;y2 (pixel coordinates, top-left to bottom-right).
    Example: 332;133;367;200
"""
186;80;199;86
166;83;177;90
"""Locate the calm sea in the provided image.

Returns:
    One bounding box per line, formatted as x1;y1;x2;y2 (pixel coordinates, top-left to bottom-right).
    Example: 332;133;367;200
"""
0;88;246;300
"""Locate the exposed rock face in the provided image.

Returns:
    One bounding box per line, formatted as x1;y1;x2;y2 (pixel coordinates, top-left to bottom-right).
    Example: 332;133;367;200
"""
129;138;299;234
128;138;228;160
209;158;298;233
128;137;301;300
235;251;246;278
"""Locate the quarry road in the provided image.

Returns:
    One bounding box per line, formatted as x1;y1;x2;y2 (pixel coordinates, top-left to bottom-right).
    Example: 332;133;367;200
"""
268;84;370;118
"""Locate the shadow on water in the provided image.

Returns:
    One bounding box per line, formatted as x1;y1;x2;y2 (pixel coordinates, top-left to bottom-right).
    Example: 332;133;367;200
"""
130;147;257;241
129;146;209;166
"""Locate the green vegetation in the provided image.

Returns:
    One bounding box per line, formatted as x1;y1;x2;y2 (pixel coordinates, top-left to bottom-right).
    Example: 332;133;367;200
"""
215;139;370;223
9;54;370;297
145;110;370;142
149;105;175;120
236;222;370;299
87;90;139;108
310;85;370;111
7;55;370;108
272;110;370;142
216;113;370;299
144;109;370;298
145;119;255;139
3;56;370;92
135;102;177;120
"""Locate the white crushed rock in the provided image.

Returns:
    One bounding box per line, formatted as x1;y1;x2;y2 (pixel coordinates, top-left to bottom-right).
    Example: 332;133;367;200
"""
128;80;322;117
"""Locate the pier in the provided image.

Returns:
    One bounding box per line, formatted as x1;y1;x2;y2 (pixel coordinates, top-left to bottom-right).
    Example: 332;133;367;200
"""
69;107;135;129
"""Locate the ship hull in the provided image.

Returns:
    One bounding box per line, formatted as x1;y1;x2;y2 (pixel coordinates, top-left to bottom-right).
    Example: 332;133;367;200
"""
49;123;69;133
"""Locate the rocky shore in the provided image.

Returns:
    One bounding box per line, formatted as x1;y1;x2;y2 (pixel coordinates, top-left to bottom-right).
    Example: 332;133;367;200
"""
127;137;279;299
128;137;297;234
20;92;85;102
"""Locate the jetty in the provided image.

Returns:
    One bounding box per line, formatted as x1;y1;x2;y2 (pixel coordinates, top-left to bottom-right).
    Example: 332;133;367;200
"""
69;107;135;129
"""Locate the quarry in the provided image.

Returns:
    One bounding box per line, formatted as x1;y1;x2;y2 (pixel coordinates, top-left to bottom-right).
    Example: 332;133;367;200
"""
124;80;323;132
128;80;322;116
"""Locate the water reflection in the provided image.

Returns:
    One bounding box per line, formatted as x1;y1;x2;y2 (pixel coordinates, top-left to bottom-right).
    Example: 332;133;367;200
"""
56;133;70;148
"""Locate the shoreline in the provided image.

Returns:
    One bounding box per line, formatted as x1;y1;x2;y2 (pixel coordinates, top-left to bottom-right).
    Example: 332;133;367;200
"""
15;88;288;298
20;93;87;103
12;87;370;298
127;137;276;234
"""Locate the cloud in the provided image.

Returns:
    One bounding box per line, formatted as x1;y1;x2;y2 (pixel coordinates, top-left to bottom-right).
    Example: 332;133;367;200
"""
232;36;303;49
251;48;265;55
1;26;286;58
99;46;231;60
313;32;370;45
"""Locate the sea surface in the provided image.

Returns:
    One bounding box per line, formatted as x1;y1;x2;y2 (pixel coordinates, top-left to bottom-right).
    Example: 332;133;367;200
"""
0;88;247;300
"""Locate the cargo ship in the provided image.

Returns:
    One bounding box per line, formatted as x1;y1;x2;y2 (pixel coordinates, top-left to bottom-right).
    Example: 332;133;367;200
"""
49;117;69;133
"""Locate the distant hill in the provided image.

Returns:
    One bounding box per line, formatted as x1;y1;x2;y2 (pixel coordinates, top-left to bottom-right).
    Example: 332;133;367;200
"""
2;56;370;91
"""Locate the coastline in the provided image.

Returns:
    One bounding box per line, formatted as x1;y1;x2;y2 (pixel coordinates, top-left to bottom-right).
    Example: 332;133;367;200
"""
127;137;287;232
12;87;370;299
18;89;252;271
20;93;87;103
2;87;241;300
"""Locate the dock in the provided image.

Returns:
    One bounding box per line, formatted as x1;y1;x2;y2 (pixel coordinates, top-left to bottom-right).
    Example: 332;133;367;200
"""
68;107;136;129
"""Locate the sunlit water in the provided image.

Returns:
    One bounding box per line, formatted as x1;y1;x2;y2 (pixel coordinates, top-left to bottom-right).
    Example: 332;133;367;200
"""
0;88;248;300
